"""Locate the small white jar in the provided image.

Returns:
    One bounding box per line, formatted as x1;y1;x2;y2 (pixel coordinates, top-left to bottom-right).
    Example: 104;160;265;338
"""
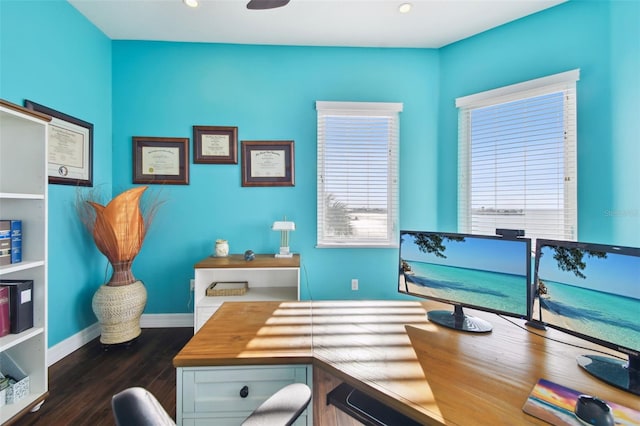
215;239;229;257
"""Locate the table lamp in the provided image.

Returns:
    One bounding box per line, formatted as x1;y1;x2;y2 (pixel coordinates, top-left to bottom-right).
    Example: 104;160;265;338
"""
272;220;295;258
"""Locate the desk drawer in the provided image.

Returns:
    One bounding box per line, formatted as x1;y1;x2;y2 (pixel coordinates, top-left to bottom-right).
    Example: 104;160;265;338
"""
183;414;309;426
179;364;312;425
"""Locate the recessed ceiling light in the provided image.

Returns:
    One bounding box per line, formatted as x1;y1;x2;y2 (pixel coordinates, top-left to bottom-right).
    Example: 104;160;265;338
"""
183;0;199;8
398;3;412;14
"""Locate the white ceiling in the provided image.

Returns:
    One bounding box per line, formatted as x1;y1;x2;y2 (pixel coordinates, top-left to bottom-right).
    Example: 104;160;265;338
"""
68;0;566;49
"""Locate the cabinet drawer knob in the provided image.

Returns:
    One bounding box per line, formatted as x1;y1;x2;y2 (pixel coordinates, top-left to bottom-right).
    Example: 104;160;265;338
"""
240;385;249;398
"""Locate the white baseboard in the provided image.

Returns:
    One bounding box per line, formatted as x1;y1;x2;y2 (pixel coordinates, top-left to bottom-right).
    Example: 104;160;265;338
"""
139;313;194;328
48;322;101;366
47;313;194;366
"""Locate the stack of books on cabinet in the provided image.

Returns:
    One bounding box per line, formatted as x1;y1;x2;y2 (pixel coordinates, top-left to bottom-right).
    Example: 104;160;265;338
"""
0;99;50;422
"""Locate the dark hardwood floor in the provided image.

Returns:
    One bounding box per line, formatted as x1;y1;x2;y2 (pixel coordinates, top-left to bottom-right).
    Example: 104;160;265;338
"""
13;327;193;426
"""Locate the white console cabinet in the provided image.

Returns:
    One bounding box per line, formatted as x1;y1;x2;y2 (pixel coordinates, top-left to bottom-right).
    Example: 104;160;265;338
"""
193;254;300;332
0;99;50;424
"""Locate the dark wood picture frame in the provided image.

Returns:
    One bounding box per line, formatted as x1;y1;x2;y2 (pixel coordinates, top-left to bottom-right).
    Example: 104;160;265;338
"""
241;140;294;187
133;136;189;185
24;100;94;187
193;125;238;164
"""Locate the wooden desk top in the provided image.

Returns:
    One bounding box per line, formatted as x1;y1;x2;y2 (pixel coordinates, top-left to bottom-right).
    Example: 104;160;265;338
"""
174;301;639;425
194;254;300;269
174;301;312;367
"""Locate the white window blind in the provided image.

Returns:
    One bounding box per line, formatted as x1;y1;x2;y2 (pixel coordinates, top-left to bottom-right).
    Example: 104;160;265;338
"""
316;101;403;247
457;70;579;244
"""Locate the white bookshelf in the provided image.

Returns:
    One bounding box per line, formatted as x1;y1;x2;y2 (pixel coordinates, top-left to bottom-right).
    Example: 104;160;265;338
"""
0;99;50;423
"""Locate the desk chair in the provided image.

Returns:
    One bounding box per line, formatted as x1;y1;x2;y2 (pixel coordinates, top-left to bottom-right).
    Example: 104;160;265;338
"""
112;383;312;426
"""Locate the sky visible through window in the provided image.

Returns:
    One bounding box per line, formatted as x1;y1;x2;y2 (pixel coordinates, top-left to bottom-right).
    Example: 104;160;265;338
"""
470;91;565;212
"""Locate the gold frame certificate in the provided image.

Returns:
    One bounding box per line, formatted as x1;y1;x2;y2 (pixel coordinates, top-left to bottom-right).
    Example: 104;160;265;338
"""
241;140;294;187
133;137;189;185
193;125;238;164
250;149;286;178
142;146;180;176
202;134;230;157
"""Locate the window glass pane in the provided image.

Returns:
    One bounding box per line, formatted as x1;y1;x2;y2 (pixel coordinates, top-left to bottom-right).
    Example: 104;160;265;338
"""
458;74;577;244
317;103;400;247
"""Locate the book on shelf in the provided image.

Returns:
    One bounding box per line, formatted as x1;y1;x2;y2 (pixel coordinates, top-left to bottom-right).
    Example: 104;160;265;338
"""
9;220;21;264
0;221;9;266
0;280;34;334
0;286;9;337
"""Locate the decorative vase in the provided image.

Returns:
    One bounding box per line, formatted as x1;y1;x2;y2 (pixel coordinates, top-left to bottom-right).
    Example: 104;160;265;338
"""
215;239;229;257
92;280;147;345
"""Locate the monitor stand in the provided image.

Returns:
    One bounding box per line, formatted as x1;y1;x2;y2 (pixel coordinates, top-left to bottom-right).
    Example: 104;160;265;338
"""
427;305;492;333
577;354;640;396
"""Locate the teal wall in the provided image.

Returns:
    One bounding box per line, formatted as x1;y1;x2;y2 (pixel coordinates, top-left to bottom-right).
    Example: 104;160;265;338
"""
438;0;639;246
609;0;640;242
1;0;637;347
112;42;439;312
0;0;112;346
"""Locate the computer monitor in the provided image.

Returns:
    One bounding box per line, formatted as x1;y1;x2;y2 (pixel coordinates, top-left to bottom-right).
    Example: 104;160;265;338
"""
534;239;640;395
398;230;531;333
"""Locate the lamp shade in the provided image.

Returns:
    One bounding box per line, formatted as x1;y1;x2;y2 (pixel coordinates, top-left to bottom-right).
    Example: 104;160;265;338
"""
272;221;295;231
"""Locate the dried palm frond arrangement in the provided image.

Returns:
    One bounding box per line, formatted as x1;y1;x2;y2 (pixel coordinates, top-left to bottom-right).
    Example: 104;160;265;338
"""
76;186;162;286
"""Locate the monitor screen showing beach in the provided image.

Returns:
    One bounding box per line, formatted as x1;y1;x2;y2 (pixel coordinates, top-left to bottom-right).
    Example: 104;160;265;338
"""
398;231;530;318
536;242;640;352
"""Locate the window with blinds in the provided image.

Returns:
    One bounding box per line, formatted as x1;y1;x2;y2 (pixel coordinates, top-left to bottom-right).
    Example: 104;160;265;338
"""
316;101;403;247
457;70;579;244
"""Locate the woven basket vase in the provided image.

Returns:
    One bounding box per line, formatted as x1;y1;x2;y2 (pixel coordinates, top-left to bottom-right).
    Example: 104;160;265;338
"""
92;280;147;345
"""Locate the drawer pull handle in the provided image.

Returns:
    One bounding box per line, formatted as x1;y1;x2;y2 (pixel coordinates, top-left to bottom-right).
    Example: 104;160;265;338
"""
240;385;249;398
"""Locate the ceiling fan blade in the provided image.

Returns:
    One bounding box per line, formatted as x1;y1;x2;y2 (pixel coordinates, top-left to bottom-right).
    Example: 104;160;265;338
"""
246;0;290;10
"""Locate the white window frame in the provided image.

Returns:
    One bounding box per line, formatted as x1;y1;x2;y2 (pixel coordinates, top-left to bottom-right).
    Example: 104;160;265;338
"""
456;69;579;243
316;101;403;248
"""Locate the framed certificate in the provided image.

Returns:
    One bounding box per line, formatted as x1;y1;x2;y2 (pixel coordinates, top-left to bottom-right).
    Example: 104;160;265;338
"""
193;125;238;164
241;140;294;187
24;100;93;187
133;136;189;185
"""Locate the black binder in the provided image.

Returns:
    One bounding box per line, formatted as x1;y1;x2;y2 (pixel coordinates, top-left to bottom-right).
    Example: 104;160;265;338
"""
0;279;34;333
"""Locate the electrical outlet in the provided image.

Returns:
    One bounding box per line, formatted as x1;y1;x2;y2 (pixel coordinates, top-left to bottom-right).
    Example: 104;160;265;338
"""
351;279;358;291
190;279;195;292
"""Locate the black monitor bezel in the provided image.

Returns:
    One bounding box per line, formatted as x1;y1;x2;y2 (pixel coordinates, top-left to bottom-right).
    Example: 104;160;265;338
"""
398;230;533;321
534;238;640;358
